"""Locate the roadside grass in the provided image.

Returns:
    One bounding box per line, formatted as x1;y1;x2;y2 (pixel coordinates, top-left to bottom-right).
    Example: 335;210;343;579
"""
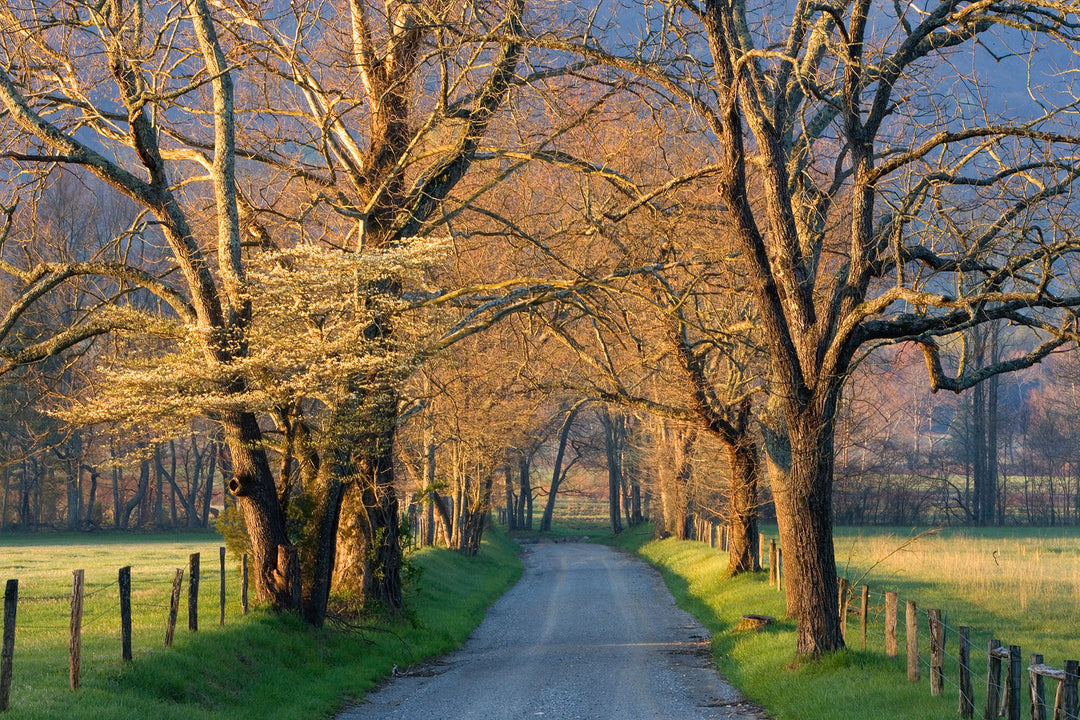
0;527;521;720
610;523;1080;720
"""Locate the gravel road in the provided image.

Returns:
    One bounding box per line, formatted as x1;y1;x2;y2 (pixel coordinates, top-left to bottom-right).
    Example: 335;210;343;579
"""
338;542;768;720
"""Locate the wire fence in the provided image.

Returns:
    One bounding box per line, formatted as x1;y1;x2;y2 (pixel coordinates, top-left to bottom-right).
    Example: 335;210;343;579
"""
744;532;1080;720
0;547;250;712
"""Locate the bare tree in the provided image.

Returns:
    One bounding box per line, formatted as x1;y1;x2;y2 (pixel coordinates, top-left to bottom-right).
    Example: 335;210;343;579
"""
540;1;1080;655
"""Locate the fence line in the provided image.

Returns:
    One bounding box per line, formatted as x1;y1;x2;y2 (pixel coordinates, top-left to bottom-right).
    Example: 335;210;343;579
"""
0;546;249;712
747;536;1079;720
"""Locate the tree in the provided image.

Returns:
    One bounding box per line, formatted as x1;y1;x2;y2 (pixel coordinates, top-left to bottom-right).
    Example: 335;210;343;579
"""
545;1;1080;655
0;0;586;623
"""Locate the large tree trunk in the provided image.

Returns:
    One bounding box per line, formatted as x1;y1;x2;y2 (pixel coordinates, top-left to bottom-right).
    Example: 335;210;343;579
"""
221;410;297;611
303;457;348;627
768;411;844;657
360;436;403;610
724;433;760;575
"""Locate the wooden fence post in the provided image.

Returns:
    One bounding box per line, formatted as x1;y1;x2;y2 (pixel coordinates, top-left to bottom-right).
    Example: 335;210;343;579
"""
119;566;132;661
165;568;183;647
69;569;84;691
1;579;17;711
241;554;249;615
986;639;1003;719
759;533;765;569
838;578;850;641
906;600;919;683
885;592;898;657
1030;653;1046;720
769;540;778;586
958;626;973;719
188;553;200;632
1007;645;1022;720
928;609;944;696
1063;659;1079;720
860;585;869;649
219;547;226;627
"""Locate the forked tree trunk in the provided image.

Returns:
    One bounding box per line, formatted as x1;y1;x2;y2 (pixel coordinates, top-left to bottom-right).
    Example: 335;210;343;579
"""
540;402;584;532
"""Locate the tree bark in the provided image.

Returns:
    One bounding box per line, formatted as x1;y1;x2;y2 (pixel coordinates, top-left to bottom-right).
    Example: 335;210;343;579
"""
221;410;296;611
360;435;403;610
769;410;845;656
725;433;760;574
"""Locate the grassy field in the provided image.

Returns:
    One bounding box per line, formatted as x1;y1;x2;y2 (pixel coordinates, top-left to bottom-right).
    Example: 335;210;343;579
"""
0;528;522;720
506;496;611;540
612;523;1080;720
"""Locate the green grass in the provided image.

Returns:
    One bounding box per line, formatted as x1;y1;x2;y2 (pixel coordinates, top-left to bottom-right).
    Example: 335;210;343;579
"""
507;496;611;540
610;523;1080;720
0;528;522;719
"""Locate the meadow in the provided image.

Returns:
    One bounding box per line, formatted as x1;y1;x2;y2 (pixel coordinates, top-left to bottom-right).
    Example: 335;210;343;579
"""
0;529;522;720
613;523;1080;720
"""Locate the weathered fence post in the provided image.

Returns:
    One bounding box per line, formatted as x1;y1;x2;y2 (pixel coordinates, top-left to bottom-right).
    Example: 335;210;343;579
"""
1063;659;1079;720
1;579;17;711
119;566;132;661
188;553;200;632
1007;645;1022;720
1030;653;1046;720
927;609;945;696
838;578;850;641
769;540;778;586
906;600;919;683
241;554;249;615
758;533;765;569
958;626;973;719
69;569;84;691
986;639;1003;719
885;592;898;657
165;568;183;647
219;547;226;627
860;585;869;649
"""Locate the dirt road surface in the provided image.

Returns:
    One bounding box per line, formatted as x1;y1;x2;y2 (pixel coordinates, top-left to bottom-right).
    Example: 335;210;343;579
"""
338;542;768;720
